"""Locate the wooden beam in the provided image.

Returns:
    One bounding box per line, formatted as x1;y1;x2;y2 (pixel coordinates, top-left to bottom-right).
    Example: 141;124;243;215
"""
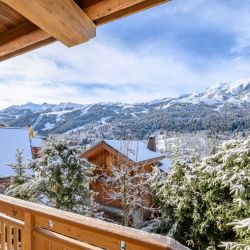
0;28;51;58
0;0;96;47
0;2;25;26
76;0;103;9
0;20;37;46
84;0;169;25
0;20;55;62
0;0;169;62
0;37;55;62
98;0;170;25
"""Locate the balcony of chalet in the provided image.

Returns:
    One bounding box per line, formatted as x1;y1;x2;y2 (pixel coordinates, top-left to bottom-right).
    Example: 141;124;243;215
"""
0;195;189;250
0;0;190;249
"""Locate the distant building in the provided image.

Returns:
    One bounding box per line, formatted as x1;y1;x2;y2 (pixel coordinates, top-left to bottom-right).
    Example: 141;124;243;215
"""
30;136;43;159
80;138;171;222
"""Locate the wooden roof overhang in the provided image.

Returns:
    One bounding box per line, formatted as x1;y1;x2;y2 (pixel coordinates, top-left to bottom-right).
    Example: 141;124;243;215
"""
81;141;165;165
0;0;170;62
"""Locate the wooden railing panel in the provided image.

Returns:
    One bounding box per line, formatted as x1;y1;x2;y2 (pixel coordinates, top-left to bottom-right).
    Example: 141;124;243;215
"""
35;215;119;250
7;223;11;250
0;205;24;221
33;234;50;250
0;195;189;250
14;225;18;250
0;222;5;249
0;212;24;250
34;228;103;250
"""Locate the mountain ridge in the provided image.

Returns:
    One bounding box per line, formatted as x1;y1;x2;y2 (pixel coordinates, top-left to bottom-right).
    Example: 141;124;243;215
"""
0;78;250;140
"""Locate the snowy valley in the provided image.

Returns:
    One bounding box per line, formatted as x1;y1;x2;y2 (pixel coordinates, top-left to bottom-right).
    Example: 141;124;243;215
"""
0;78;250;159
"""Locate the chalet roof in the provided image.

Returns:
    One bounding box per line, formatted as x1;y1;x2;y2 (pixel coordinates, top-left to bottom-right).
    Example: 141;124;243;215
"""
103;139;164;163
0;0;169;62
0;127;32;177
159;158;171;173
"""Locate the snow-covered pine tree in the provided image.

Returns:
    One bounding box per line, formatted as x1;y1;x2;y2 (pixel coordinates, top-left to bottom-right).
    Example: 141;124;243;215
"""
221;218;250;250
100;146;154;228
5;149;31;200
27;135;97;215
150;137;250;249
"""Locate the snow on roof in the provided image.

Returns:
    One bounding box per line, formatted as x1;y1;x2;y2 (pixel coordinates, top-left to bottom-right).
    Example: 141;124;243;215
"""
159;158;171;173
30;137;43;148
103;140;164;163
0;127;32;177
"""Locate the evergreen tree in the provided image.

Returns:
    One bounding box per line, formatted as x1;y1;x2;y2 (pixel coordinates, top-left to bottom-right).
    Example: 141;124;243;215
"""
151;138;250;249
5;149;31;199
100;143;153;227
221;218;250;249
27;135;97;215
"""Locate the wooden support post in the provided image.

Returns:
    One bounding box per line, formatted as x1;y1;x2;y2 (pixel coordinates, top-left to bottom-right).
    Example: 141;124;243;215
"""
23;212;34;250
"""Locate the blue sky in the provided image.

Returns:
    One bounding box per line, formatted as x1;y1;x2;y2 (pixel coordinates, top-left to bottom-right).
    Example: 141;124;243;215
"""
1;0;250;108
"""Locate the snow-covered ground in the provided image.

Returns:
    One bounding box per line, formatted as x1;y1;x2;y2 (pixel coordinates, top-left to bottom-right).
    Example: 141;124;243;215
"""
156;132;215;161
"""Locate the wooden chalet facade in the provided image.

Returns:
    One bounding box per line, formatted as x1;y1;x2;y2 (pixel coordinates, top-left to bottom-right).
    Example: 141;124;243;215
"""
80;139;167;222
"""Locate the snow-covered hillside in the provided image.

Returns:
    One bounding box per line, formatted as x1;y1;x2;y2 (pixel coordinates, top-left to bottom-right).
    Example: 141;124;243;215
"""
0;78;250;140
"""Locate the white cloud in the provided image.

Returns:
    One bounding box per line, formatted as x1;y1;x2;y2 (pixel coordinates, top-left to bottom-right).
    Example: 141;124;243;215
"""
0;0;250;109
0;36;196;107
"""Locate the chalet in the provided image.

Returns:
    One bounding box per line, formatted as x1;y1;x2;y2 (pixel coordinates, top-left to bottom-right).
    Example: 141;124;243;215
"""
81;137;170;171
30;136;43;159
80;137;171;222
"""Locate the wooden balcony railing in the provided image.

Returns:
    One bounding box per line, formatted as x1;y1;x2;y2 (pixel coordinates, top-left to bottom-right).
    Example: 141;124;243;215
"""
0;195;188;250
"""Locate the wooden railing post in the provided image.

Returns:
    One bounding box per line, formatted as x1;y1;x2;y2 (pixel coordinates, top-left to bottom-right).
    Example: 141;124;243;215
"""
23;212;34;250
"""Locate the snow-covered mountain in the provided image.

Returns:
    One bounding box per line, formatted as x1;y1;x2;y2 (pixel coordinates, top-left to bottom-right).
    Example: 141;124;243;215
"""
171;78;250;105
0;79;250;140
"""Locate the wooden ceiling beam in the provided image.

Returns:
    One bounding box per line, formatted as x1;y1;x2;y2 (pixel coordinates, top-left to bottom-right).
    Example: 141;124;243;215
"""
0;0;169;62
0;0;96;47
0;2;25;26
0;21;38;46
0;28;51;59
0;37;55;62
0;20;55;61
84;0;169;25
75;0;103;9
